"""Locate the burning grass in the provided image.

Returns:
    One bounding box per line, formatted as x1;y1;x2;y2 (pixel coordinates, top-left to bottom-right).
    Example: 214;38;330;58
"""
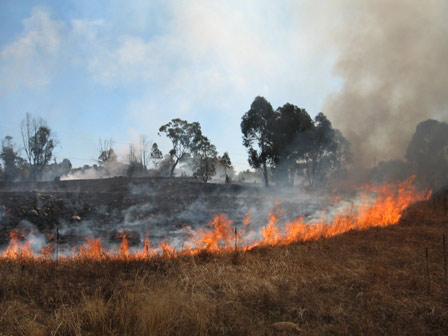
1;221;448;335
0;178;446;335
0;177;430;261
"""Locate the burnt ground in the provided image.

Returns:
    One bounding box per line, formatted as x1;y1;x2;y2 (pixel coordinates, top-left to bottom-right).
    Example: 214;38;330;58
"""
0;177;318;250
2;176;440;252
0;177;250;247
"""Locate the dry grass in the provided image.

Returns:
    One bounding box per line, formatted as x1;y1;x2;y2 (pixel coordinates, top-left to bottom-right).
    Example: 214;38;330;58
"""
1;203;448;335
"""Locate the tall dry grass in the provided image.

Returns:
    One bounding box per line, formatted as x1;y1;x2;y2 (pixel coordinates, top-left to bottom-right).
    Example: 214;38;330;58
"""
1;201;448;335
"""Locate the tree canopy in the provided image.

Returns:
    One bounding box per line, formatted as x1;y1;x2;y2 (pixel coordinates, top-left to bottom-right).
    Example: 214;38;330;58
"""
241;97;351;188
0;136;25;182
193;135;218;183
21;113;57;181
406;119;448;188
159;118;203;177
241;96;277;186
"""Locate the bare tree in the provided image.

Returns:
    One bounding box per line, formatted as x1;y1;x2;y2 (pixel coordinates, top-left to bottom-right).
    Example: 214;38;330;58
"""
21;113;57;181
127;144;142;176
98;138;116;164
139;135;150;170
128;144;138;165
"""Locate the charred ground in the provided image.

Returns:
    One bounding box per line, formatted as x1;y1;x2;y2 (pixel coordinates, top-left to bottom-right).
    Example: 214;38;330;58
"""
1;177;322;251
0;177;256;247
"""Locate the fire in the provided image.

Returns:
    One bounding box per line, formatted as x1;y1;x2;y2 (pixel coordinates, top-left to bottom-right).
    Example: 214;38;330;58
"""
191;213;234;250
0;177;430;262
260;205;282;245
2;229;35;259
250;176;430;247
78;238;106;260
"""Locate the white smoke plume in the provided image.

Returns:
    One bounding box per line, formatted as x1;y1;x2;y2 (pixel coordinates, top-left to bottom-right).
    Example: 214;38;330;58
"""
321;0;448;167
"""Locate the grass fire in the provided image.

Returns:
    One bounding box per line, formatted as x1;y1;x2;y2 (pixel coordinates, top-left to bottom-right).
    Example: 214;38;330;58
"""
0;177;431;262
1;1;448;335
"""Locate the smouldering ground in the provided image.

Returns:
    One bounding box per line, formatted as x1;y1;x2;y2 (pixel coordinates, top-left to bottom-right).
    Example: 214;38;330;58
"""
1;200;448;336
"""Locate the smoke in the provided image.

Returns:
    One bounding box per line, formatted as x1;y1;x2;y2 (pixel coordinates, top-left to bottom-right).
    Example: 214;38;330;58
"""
61;161;127;180
322;0;448;167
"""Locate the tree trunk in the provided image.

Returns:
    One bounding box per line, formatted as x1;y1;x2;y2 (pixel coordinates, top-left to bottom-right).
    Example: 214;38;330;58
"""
290;164;296;186
262;160;269;187
170;158;179;177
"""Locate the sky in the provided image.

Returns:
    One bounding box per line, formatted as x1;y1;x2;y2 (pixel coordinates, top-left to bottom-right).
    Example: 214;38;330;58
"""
0;1;343;171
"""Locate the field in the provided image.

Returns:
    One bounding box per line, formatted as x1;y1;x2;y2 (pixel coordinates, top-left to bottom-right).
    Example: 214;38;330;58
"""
0;178;447;335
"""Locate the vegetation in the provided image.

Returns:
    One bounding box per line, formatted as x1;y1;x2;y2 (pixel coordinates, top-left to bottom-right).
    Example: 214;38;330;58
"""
218;152;232;183
0;103;446;188
241;97;351;188
406;119;448;188
0;199;447;335
0;135;26;181
150;142;163;169
241;96;277;187
193;135;218;183
370;119;448;189
21;113;57;181
158;119;204;177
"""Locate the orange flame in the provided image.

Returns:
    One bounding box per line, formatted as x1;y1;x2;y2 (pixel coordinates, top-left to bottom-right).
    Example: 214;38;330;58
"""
0;177;430;262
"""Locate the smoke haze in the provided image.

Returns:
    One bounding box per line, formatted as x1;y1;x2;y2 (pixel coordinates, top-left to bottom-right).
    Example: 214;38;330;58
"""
322;0;448;166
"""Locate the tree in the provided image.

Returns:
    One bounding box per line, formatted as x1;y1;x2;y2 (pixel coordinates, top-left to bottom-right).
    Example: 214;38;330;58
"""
98;138;123;177
193;136;217;183
158;119;203;177
218;152;232;182
300;113;350;187
369;159;411;183
150;142;163;168
41;158;72;181
241;96;277;187
98;138;117;164
273;103;313;186
21;113;57;181
157;154;174;177
139;135;150;170
127;144;143;177
406;119;448;188
0;136;25;182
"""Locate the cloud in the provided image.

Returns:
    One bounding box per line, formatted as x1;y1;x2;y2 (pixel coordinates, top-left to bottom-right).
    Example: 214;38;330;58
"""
88;35;160;84
0;7;65;91
0;2;342;171
84;1;330;100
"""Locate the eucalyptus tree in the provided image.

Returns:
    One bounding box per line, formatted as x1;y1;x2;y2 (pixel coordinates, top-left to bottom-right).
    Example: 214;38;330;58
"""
158;118;203;177
241;96;277;187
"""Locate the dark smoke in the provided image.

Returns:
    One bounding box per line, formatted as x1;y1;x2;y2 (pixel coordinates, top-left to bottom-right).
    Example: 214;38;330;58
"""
323;0;448;167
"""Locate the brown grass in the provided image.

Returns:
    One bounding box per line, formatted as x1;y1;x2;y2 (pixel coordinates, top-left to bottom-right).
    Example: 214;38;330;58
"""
1;202;448;335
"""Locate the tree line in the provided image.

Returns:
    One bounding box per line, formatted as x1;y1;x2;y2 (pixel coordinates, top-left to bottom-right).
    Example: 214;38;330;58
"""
0;114;234;183
1;98;447;188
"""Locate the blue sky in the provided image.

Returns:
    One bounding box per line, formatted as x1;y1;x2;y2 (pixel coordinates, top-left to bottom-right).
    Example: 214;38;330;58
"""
0;1;342;171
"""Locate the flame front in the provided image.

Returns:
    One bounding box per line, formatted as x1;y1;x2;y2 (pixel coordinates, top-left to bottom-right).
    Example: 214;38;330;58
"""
0;177;430;262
